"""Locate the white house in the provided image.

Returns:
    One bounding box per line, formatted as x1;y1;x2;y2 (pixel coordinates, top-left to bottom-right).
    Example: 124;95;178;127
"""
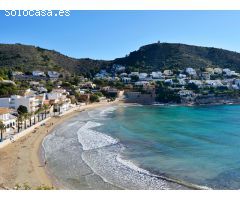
214;68;223;75
32;71;45;77
163;70;173;76
129;72;140;77
185;68;197;76
232;84;239;90
135;81;149;86
205;80;223;88
164;79;173;85
0;107;17;133
139;73;148;81
201;72;211;80
112;64;125;72
121;77;131;83
178;78;187;85
189;80;203;86
38;87;48;93
223;68;237;77
95;70;110;79
48;71;60;79
178;74;187;79
151;71;162;79
234;79;240;88
119;73;128;77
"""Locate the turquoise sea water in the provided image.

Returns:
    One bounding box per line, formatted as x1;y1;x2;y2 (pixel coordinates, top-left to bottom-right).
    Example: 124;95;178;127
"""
96;105;240;189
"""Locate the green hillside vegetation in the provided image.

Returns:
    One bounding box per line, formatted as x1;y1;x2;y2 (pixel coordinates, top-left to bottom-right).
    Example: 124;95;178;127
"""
1;42;240;75
114;42;240;72
0;43;109;76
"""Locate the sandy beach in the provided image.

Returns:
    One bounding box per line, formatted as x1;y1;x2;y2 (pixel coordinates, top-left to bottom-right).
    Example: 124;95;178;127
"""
0;101;118;190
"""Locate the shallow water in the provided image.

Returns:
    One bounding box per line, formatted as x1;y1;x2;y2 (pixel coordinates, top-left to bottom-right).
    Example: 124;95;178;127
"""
43;104;240;189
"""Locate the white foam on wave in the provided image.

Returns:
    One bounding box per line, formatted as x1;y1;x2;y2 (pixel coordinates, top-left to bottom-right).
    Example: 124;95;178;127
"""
116;155;150;175
99;106;117;117
81;144;172;189
88;106;117;119
77;121;118;151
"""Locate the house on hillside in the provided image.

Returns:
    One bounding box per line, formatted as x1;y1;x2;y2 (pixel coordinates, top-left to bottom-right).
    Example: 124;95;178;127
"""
48;71;60;79
32;71;45;77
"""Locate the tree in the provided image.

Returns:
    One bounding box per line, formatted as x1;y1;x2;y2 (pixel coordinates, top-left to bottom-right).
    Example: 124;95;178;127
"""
28;112;34;126
90;94;100;103
17;105;28;115
43;104;49;119
186;83;199;92
0;120;6;142
17;115;23;132
155;81;181;103
130;75;139;82
0;82;17;97
17;105;28;129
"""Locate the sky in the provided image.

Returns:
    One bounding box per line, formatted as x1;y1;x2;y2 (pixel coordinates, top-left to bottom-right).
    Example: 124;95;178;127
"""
0;10;240;60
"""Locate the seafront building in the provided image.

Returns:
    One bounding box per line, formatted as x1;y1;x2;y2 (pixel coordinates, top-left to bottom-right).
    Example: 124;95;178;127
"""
0;107;17;133
0;95;39;112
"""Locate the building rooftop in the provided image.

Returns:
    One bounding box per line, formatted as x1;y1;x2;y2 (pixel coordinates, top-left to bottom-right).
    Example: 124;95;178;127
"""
0;107;11;115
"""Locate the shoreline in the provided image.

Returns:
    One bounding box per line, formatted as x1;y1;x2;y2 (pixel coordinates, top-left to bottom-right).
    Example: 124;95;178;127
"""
0;100;119;190
0;100;236;190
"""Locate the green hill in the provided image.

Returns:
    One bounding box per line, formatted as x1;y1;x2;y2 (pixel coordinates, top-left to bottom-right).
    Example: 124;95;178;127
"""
0;43;109;76
114;42;240;72
1;42;240;75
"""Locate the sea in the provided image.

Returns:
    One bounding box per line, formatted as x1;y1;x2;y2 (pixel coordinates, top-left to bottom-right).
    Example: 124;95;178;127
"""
42;104;240;189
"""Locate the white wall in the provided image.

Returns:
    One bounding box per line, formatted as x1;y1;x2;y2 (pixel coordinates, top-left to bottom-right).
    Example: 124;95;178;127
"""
0;98;10;108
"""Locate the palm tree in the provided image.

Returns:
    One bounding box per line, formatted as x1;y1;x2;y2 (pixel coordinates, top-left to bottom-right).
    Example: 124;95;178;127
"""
53;103;57;116
33;111;36;125
17;115;23;133
23;113;28;129
0;120;6;142
28;112;34;126
36;107;44;122
36;108;41;122
43;104;49;119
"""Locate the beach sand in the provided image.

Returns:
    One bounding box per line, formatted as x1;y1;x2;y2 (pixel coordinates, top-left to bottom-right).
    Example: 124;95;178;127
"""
0;101;118;190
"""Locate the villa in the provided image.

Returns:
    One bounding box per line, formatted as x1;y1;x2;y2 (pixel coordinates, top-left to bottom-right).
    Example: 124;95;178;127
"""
163;70;173;76
185;68;197;76
48;71;60;79
151;71;162;79
32;71;45;77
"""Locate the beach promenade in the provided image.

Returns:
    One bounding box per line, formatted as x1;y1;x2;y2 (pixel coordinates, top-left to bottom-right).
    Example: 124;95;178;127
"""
0;101;117;190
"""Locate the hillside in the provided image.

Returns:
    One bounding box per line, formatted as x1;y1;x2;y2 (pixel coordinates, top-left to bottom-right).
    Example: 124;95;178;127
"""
0;43;109;76
114;42;240;72
1;43;240;75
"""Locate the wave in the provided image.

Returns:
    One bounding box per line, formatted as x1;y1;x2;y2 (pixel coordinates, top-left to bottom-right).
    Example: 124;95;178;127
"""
116;155;151;175
77;121;118;151
99;106;117;117
87;106;117;119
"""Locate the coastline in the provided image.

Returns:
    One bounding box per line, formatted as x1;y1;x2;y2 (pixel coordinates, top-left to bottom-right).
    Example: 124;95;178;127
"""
0;100;119;190
1;100;236;190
